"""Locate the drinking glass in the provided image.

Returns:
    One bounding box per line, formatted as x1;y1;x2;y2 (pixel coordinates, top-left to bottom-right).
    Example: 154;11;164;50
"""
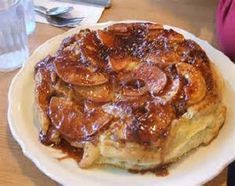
0;0;29;71
22;0;36;35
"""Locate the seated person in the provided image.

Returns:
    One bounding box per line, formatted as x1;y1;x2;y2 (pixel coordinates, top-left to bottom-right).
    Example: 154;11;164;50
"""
217;1;235;184
216;0;235;61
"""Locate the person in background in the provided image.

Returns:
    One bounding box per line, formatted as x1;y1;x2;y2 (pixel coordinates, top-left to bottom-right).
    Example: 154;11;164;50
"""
217;1;235;184
216;0;235;62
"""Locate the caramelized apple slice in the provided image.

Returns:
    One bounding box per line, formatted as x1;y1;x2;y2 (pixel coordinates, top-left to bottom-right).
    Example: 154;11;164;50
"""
54;57;108;86
35;56;57;134
96;30;118;48
121;79;147;97
134;63;167;94
49;97;112;141
176;62;206;105
102;102;133;119
166;29;184;43
125;102;176;144
73;84;112;102
154;78;181;104
80;31;106;69
146;23;163;41
122;87;147;97
147;23;163;30
106;23;151;34
106;23;133;34
144;53;162;64
107;56;140;72
35;68;55;112
145;51;181;64
58;31;87;52
54;32;108;86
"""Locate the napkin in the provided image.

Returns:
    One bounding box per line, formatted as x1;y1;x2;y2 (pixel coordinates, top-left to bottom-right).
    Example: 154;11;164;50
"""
33;0;104;25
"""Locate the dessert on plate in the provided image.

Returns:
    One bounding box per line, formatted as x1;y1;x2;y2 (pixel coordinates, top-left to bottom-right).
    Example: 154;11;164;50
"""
34;22;226;171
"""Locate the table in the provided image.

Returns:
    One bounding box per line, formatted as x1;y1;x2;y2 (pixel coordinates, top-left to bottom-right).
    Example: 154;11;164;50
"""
0;0;227;185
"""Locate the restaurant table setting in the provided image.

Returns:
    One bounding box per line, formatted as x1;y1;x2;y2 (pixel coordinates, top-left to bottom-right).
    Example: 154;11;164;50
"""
33;0;105;27
0;0;235;186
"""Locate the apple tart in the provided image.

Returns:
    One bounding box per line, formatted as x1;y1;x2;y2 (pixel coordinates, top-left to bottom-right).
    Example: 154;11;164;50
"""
35;22;226;171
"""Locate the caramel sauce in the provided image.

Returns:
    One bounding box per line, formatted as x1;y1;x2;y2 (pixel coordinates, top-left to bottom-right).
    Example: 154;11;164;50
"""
128;165;169;177
54;139;83;163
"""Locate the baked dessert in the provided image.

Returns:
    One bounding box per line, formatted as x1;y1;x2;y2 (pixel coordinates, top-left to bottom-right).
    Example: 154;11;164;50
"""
35;22;226;171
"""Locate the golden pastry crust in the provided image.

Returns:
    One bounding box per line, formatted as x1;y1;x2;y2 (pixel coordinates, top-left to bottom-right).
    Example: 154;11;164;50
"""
34;22;226;171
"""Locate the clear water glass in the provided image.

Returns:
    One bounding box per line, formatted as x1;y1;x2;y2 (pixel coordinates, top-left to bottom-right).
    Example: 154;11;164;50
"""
0;0;29;71
22;0;36;35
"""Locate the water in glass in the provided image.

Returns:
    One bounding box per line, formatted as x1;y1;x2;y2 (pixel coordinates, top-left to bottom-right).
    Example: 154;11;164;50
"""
22;0;36;35
0;0;29;71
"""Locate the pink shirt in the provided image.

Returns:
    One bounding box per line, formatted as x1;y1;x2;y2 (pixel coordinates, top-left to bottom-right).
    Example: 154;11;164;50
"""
216;0;235;61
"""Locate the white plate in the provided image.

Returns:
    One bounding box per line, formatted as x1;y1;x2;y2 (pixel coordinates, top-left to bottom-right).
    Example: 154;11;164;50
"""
8;21;235;186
